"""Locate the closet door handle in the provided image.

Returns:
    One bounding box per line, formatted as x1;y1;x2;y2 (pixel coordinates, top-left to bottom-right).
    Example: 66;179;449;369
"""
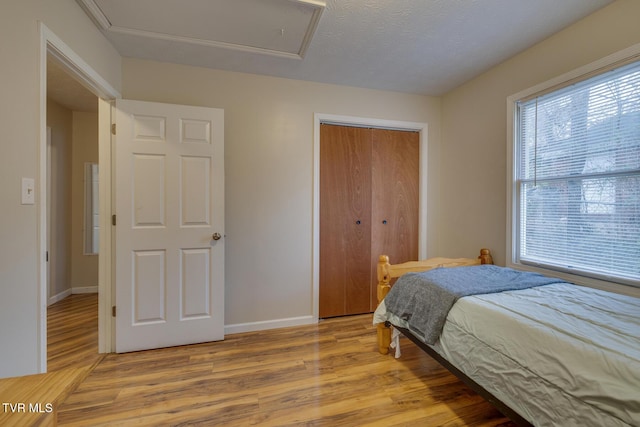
355;220;361;225
382;220;388;225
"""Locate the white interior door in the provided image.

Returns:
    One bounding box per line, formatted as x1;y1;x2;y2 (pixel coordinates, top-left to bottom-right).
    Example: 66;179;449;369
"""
115;99;224;353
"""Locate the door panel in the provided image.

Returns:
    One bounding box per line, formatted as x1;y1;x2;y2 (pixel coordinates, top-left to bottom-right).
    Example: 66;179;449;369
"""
370;129;420;311
181;156;211;226
132;250;166;324
181;248;211;318
319;124;372;317
133;154;166;226
115;99;224;352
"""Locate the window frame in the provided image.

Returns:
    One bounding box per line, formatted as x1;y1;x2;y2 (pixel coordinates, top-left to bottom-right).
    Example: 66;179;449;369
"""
506;43;640;294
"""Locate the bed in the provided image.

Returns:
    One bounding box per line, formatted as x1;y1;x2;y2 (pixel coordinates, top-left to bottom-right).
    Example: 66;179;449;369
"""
373;249;640;427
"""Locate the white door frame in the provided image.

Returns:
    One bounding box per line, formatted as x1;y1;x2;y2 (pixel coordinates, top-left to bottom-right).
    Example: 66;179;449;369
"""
312;113;428;321
39;23;120;371
46;127;52;305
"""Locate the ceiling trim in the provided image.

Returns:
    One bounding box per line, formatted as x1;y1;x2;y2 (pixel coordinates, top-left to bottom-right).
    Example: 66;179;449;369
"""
294;0;325;58
108;26;305;60
77;0;325;60
77;0;112;29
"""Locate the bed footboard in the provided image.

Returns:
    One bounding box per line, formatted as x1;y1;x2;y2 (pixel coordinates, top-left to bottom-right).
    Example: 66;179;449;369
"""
376;248;492;354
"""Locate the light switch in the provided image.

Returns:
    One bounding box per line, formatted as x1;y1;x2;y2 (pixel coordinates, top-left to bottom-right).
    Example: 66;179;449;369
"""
21;177;35;205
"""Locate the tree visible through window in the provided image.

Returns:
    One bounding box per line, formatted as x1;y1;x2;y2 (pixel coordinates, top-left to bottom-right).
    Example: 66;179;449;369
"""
515;60;640;284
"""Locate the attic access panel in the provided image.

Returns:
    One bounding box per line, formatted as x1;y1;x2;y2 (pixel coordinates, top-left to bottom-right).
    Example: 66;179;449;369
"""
78;0;325;58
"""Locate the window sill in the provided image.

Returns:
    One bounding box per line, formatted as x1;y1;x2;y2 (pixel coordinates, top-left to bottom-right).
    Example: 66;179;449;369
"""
505;260;640;298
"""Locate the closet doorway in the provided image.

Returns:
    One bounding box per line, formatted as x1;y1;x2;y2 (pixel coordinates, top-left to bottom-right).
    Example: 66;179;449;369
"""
319;123;420;318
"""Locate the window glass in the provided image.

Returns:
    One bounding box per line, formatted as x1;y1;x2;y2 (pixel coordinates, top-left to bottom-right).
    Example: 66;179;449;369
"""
515;61;640;284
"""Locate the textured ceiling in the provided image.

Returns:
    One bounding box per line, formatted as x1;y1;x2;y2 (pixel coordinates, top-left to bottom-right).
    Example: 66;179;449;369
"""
52;0;613;112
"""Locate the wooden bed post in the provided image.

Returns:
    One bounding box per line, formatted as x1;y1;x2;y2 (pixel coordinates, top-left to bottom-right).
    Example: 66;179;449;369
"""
479;248;493;265
377;255;392;354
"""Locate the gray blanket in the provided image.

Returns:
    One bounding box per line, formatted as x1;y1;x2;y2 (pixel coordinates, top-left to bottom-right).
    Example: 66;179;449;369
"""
383;265;563;344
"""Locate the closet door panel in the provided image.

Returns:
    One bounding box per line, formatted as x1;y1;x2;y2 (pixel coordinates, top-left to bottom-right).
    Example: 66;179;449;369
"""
319;124;372;317
370;129;420;311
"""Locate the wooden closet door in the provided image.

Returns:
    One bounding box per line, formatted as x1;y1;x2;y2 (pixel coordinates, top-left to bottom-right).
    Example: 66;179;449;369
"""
370;129;419;311
319;124;372;317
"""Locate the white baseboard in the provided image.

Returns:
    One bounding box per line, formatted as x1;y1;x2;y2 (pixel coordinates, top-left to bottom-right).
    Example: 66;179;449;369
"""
47;285;98;306
48;289;72;306
225;315;317;336
72;286;98;294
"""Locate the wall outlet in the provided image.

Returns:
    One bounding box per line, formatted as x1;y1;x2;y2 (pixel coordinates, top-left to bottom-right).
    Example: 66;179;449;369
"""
21;177;35;205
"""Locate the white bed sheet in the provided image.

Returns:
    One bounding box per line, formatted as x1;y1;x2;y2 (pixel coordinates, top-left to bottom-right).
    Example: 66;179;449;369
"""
374;282;640;426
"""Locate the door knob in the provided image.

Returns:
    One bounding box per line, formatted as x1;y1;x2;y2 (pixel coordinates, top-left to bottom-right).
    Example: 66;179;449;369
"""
212;232;222;241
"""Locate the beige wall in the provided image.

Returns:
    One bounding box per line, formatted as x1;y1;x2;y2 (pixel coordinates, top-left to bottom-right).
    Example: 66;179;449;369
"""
122;60;441;327
71;111;99;290
44;107;99;302
46;100;73;300
0;0;120;377
439;0;640;267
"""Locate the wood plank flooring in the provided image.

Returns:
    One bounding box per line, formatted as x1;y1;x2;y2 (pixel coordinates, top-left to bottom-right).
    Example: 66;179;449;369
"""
48;294;104;372
50;295;515;426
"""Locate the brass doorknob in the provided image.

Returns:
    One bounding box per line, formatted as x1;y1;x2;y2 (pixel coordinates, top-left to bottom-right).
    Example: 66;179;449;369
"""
212;233;222;241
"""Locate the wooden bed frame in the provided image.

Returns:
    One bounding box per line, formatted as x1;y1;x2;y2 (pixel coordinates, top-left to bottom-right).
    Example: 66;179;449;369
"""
375;248;534;427
376;248;493;354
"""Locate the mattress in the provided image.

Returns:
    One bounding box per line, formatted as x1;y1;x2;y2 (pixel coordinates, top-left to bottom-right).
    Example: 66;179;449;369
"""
374;282;640;426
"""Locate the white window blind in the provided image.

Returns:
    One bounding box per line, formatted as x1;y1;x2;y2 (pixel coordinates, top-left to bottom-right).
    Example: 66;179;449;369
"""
515;60;640;285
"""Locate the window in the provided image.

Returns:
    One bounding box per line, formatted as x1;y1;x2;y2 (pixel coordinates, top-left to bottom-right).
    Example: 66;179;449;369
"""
511;58;640;286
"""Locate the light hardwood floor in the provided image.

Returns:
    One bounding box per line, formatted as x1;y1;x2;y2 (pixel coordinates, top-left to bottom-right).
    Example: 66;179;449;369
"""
48;294;104;372
50;295;515;426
